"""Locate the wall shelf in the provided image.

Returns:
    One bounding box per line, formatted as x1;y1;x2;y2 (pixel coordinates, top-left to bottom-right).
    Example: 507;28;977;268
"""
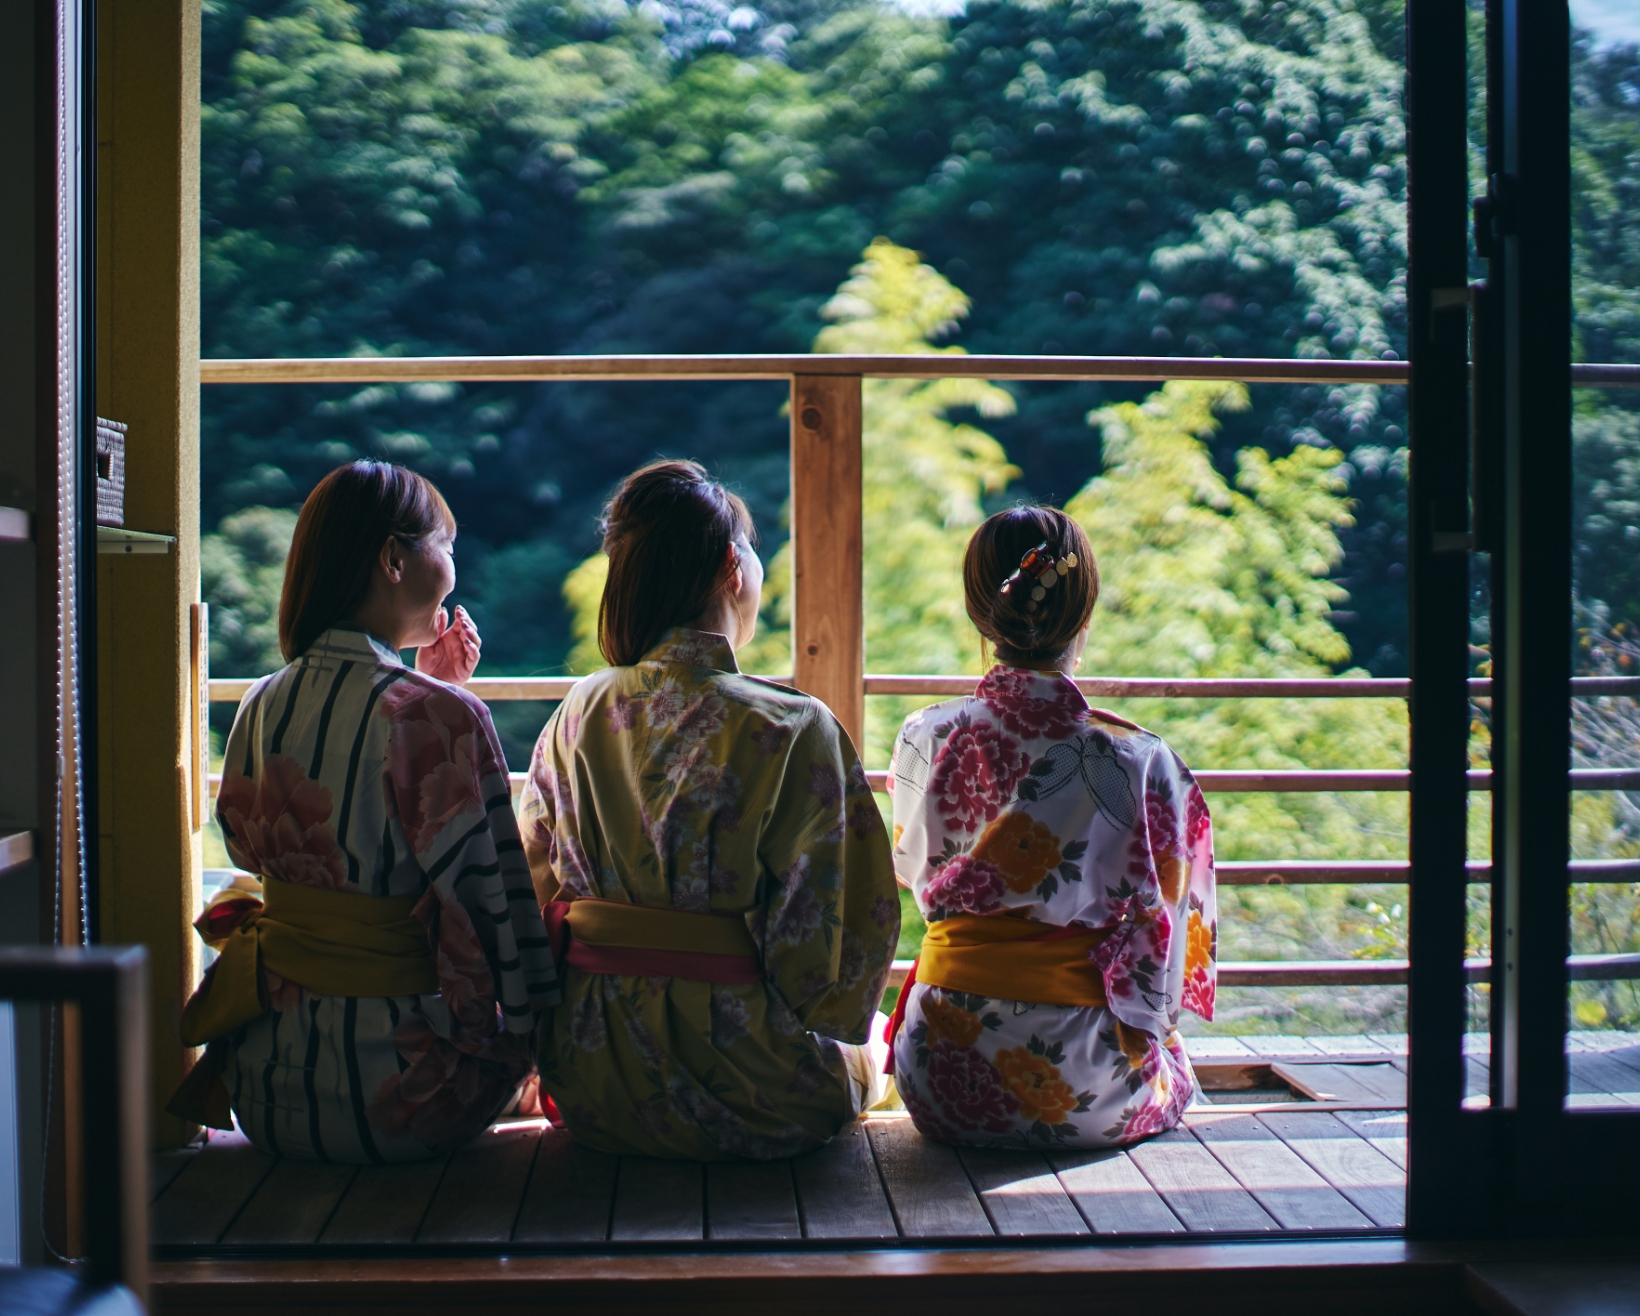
97;526;174;555
0;831;34;875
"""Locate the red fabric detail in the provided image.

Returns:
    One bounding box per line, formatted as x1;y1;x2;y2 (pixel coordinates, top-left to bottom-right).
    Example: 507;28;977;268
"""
882;956;920;1076
542;1093;562;1126
563;940;763;983
542;899;763;985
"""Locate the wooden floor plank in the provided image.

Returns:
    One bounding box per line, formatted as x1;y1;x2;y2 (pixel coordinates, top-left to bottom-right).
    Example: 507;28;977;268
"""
609;1158;704;1242
1567;1051;1640;1106
1333;1109;1407;1172
222;1161;359;1246
956;1148;1088;1237
790;1123;897;1240
150;1147;200;1204
418;1123;542;1244
1271;1062;1405;1104
1125;1125;1279;1233
150;1130;277;1247
1180;1037;1258;1060
1303;1036;1395;1057
512;1128;618;1244
1255;1110;1405;1229
320;1155;450;1245
864;1118;992;1239
1236;1036;1325;1059
1045;1147;1184;1234
1189;1112;1371;1230
705;1160;801;1241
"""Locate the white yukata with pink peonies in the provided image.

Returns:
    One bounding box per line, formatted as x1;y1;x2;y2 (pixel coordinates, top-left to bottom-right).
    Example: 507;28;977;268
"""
889;665;1217;1148
212;625;557;1163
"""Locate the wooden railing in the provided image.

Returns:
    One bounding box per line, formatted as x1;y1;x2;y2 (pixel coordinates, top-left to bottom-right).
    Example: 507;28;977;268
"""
202;351;1640;993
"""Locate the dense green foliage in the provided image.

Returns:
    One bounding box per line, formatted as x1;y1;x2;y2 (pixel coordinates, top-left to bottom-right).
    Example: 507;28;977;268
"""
197;0;1640;1031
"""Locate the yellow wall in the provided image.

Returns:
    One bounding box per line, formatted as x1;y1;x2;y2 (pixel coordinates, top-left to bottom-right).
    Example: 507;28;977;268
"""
96;0;202;1149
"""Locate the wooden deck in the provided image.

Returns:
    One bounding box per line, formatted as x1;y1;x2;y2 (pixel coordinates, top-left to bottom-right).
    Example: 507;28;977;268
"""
149;1037;1640;1257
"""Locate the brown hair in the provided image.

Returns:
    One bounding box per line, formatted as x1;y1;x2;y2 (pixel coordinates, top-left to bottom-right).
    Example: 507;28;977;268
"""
963;506;1099;667
598;460;754;666
278;461;454;662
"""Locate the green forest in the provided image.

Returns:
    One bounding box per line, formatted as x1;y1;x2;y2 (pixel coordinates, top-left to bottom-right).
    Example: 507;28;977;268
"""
197;0;1640;1034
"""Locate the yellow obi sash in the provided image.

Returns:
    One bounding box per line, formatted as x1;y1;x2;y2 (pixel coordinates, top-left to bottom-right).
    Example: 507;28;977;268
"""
917;913;1110;1008
179;877;439;1048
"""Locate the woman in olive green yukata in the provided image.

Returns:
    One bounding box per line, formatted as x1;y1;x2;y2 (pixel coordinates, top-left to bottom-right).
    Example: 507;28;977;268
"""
519;460;899;1160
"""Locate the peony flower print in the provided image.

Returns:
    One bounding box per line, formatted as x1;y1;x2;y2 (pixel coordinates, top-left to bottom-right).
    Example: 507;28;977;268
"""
977;667;1088;740
928;716;1028;834
994;1044;1083;1125
925;853;1006;915
972;811;1063;894
217;753;347;890
920;994;984;1049
382;685;489;855
923;1040;1019;1133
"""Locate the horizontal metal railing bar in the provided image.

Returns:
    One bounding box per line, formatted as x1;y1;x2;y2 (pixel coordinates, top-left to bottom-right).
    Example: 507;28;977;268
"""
199;353;1413;386
855;768;1640;792
1575;363;1640;388
884;952;1640;990
197;355;1640;388
207;673;1640;703
1221;859;1640;885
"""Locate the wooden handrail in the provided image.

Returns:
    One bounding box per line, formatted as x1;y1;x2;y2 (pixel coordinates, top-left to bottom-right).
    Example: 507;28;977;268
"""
206;673;1640;702
207;766;1640;797
200;353;1413;386
197;354;1640;387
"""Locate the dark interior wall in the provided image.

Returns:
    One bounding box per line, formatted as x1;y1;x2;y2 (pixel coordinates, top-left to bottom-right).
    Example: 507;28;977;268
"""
0;0;49;1269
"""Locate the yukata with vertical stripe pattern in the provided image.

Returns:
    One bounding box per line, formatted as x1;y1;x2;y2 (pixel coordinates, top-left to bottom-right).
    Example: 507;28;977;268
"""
212;624;557;1163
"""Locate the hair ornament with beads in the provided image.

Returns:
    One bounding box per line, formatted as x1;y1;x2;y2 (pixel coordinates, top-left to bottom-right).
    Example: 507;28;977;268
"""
999;541;1080;613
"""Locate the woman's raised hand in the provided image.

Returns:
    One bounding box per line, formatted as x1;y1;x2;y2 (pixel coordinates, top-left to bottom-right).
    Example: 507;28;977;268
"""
415;604;482;686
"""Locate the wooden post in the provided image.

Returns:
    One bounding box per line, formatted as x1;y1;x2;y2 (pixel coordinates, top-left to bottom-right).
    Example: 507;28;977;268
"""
97;0;202;1148
790;375;864;751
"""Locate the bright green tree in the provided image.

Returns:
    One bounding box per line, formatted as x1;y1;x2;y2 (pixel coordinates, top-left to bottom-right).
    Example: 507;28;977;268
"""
1067;381;1412;1032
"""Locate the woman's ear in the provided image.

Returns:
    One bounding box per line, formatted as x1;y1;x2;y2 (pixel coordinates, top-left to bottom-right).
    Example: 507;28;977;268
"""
378;535;406;586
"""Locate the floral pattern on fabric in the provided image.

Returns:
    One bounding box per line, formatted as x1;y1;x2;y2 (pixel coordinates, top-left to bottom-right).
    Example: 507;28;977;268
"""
208;625;556;1164
889;665;1216;1149
520;628;898;1161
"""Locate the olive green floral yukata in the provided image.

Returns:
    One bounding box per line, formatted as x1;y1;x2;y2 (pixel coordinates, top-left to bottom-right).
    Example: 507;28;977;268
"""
520;628;899;1160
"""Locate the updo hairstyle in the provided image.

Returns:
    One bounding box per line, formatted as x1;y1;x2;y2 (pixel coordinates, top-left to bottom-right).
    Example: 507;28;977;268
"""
278;461;454;662
963;506;1099;667
598;460;755;666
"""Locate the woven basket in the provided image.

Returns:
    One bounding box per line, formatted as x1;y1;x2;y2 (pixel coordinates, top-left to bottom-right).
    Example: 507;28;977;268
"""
95;418;126;527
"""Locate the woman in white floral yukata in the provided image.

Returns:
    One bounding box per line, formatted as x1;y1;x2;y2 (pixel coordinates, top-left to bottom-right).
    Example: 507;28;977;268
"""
520;460;898;1160
886;505;1217;1149
171;461;557;1163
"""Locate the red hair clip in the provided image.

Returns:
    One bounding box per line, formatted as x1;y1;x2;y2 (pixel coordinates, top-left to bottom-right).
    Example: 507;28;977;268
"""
999;541;1079;614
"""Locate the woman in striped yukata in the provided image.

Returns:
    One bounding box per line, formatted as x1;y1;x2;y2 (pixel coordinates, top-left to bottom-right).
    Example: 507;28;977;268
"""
172;462;557;1163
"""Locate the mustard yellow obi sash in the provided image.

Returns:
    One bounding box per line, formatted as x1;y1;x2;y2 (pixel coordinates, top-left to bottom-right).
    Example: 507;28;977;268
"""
170;877;438;1129
917;913;1111;1008
884;914;1111;1074
180;878;438;1046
